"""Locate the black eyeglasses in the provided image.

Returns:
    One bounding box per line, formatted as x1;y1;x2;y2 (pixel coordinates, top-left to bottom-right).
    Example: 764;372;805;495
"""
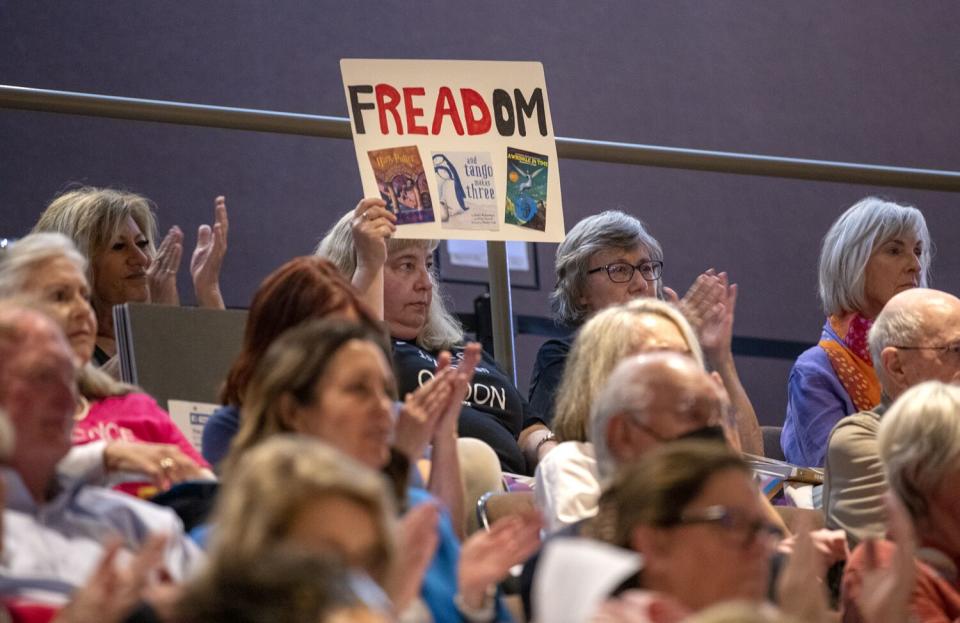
892;342;960;358
586;260;663;283
673;505;783;549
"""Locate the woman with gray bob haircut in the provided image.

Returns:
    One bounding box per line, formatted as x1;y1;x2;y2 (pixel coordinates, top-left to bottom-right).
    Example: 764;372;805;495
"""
527;209;761;464
782;196;931;467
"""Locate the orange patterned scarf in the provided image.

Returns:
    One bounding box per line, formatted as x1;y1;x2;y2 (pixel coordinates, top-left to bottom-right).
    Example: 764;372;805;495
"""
819;314;881;412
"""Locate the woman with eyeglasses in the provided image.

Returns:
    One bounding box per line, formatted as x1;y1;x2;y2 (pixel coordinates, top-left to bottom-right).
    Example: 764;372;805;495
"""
525;210;761;467
591;440;782;621
782;197;931;467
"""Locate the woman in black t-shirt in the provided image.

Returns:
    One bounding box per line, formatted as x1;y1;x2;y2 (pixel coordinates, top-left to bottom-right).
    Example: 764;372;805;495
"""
318;199;529;474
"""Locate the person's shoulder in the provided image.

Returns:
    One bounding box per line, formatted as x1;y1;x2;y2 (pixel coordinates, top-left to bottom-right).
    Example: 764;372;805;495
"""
74;481;185;527
210;403;240;422
792;343;831;371
537;334;574;357
536;442;597;477
831;409;882;437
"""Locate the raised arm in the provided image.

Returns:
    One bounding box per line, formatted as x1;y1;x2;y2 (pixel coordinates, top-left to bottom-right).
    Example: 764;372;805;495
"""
349;197;397;319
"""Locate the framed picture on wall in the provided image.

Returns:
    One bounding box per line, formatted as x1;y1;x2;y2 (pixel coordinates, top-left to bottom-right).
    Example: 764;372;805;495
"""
437;240;540;290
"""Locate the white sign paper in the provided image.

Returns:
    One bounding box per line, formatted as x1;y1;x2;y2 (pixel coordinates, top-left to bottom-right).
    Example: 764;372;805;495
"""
445;240;531;271
341;59;565;242
167;400;218;453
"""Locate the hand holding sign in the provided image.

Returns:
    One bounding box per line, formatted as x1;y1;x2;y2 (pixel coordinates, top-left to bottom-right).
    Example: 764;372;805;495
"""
341;59;565;242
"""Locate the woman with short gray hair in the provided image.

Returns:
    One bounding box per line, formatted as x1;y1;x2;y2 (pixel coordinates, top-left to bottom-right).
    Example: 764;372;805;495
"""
782;196;931;467
526;210;762;465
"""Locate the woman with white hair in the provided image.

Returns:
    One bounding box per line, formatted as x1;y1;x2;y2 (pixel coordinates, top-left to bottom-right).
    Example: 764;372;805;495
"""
527;210;761;465
782;196;931;467
0;232;212;494
842;380;960;622
318;198;529;474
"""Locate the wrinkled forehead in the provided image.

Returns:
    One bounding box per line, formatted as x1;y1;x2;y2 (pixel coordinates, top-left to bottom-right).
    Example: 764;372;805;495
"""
629;372;722;426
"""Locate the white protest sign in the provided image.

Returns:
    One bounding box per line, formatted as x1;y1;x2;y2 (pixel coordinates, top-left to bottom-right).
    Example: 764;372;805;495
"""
341;59;565;242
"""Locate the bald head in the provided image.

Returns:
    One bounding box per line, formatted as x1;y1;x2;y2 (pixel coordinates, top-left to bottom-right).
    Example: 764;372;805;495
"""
869;288;960;400
592;351;724;478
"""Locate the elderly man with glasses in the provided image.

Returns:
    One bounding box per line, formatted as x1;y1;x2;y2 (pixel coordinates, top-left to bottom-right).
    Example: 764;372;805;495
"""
823;287;960;546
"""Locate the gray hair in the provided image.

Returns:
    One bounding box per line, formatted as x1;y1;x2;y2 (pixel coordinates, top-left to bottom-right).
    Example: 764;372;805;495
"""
592;351;707;479
818;196;931;317
551;210;664;327
0;233;135;399
0;232;87;297
878;380;960;524
316;211;463;352
868;303;924;372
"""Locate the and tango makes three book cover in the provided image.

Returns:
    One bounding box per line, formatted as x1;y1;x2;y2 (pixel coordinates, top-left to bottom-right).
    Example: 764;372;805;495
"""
431;151;499;231
367;145;549;230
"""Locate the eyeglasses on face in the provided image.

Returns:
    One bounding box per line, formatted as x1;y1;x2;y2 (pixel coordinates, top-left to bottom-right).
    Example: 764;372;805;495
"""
673;505;783;549
892;342;960;358
586;260;663;283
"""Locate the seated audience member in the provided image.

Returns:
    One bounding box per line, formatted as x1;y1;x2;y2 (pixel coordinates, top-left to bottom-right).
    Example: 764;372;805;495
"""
0;233;212;496
186;435;397;620
524;350;728;619
178;547;389;623
535;298;708;532
527;210;761;465
203;255;485;536
0;304;202;608
319;200;530;474
590;441;782;620
842;381;960;622
33;186;228;370
222;319;538;622
203;255;383;468
783;197;931;467
824;288;960;546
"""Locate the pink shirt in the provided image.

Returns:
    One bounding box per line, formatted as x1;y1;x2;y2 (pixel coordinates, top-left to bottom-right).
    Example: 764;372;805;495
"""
72;392;209;497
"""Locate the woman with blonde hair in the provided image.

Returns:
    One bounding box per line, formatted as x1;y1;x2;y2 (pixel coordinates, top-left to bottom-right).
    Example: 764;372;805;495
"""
33;186;228;368
535;298;706;531
222;318;540;622
192;434;397;620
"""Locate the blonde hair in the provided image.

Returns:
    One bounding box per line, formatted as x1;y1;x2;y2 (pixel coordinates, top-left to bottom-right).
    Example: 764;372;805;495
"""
209;434;396;585
316;210;463;351
878;380;960;524
33;186;159;293
0;408;13;462
552;298;704;443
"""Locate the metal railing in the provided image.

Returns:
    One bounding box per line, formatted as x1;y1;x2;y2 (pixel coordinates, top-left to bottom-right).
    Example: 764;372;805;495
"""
5;84;960;379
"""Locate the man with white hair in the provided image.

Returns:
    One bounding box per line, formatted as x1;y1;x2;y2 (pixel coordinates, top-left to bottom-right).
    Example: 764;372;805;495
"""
823;287;960;546
590;351;727;482
0;303;202;607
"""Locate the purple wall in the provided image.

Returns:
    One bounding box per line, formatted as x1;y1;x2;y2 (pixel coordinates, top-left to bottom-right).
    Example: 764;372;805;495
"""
3;1;959;424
